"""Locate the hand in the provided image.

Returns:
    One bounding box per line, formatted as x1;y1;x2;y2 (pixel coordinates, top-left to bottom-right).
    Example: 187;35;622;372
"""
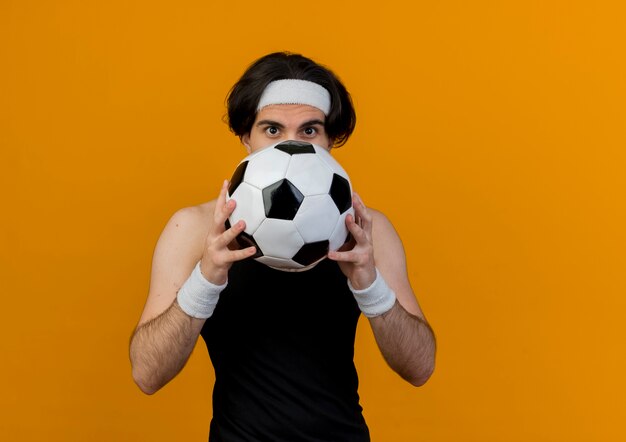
200;180;256;285
328;192;377;290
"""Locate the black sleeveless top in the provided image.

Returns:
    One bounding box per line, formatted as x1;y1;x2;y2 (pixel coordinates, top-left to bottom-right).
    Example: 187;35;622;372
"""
200;258;370;442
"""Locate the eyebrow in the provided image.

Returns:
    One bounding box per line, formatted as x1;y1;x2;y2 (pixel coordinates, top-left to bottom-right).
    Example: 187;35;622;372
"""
298;119;325;129
255;119;325;129
256;119;285;129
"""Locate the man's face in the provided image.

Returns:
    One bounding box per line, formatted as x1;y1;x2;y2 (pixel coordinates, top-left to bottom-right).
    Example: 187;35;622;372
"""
242;104;331;153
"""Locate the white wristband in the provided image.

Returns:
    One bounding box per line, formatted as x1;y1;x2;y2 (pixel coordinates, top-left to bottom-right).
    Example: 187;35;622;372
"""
347;269;397;317
176;262;227;319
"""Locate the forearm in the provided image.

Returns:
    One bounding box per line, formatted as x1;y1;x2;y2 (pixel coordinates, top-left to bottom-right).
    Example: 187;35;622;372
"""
369;300;436;386
129;300;205;394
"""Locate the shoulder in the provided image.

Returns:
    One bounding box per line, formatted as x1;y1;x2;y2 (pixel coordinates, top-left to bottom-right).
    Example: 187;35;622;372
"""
168;200;216;230
367;207;407;276
137;200;217;325
369;208;403;250
155;200;216;261
166;199;216;237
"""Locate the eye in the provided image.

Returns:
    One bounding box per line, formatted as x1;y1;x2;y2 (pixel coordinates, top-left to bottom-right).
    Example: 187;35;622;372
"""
265;126;279;136
303;127;317;136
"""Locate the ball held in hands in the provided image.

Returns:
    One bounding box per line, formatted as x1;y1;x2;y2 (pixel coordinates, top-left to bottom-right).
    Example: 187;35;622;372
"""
226;140;354;271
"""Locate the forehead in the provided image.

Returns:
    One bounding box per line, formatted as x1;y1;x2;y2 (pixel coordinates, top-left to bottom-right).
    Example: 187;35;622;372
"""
254;104;325;125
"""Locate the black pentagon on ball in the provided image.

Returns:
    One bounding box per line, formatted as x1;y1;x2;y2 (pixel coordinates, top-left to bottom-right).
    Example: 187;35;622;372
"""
329;174;352;214
292;240;329;266
228;161;248;196
262;179;304;220
274;140;315;155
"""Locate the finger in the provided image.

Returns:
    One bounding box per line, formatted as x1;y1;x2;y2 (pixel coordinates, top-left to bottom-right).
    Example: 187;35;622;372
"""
353;192;373;233
226;246;257;262
215;179;229;208
212;181;236;234
212;245;257;269
218;219;246;248
345;213;368;245
220;197;236;220
328;248;360;263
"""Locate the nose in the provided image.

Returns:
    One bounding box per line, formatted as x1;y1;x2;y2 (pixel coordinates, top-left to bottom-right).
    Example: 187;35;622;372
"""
282;130;301;142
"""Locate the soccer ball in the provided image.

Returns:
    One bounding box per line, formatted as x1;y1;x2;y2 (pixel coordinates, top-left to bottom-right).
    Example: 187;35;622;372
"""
226;140;354;271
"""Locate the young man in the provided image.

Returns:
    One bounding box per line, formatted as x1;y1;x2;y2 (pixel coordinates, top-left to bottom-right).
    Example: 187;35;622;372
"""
130;52;436;441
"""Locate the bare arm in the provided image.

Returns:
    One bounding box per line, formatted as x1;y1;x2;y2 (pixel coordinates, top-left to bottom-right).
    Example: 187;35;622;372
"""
129;181;256;394
329;194;436;386
130;301;206;394
367;302;436;386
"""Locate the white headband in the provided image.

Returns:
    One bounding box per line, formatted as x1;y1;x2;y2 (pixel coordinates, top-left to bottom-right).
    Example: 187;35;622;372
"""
257;79;331;115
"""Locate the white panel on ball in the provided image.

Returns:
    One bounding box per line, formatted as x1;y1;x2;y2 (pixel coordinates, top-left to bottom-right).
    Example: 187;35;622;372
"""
228;182;266;235
293;194;340;243
254;218;305;258
314;145;350;181
244;147;291;190
328;207;354;251
285;154;333;196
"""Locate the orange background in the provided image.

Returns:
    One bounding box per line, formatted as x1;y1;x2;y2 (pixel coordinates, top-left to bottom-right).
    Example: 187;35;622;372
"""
2;1;625;441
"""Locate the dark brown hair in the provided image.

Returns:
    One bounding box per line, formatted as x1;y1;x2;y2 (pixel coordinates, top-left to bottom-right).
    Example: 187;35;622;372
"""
226;52;356;147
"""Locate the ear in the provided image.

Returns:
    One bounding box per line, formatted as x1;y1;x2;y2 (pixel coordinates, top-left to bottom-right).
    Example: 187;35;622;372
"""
241;134;252;154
